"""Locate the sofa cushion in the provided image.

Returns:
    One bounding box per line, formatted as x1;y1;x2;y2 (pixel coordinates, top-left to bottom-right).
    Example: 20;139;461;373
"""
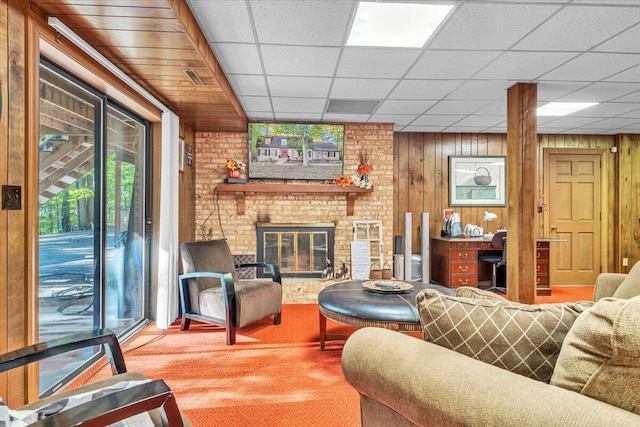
416;289;592;383
550;296;640;414
455;286;509;301
612;261;640;299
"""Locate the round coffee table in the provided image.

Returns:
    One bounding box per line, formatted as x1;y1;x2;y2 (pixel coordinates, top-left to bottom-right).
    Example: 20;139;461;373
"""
318;280;454;350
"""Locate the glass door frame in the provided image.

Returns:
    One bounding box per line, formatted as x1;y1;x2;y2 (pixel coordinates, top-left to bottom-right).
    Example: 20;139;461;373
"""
38;58;152;396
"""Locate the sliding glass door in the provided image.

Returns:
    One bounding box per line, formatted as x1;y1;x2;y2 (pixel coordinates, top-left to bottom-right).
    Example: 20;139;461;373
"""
37;59;150;395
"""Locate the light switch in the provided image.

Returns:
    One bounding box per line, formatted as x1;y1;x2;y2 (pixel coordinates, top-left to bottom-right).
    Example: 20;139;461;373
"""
2;185;22;210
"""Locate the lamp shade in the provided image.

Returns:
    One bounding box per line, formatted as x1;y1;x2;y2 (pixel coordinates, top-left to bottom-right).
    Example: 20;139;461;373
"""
483;211;498;222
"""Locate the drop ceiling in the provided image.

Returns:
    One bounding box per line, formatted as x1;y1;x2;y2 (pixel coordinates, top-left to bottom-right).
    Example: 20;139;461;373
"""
187;0;640;134
35;0;640;134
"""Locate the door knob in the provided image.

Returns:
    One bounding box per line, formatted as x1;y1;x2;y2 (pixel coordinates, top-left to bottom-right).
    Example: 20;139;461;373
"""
551;225;557;230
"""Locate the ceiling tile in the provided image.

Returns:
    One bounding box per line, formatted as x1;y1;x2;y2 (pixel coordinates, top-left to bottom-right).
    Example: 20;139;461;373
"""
515;5;640;51
605;64;640;83
453;115;505;128
267;76;332;97
251;0;354;46
426;100;492;115
406;50;502;79
330;78;397;99
271;97;326;113
261;45;340;77
227;74;268;96
240;96;273;112
187;0;254;43
212;43;263;75
322;113;371;122
275;113;323;121
411;115;466;126
537;81;592;102
337;48;421;78
402;125;450;132
447;80;513;101
557;82;640;102
474;52;579;80
375;100;436;115
389;79;463;100
596;23;640;53
569;102;640;118
580;117;640;129
539;53;640;82
368;114;418;126
430;3;560;50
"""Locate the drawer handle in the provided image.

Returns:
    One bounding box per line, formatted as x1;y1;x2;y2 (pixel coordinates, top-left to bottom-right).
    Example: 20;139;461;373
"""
460;266;468;272
537;265;541;272
458;253;468;260
459;279;468;285
536;278;540;284
537;252;541;258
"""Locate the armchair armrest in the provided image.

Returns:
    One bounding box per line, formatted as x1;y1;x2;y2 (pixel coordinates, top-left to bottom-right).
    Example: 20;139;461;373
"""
0;328;126;376
594;272;627;301
178;271;235;316
31;379;184;427
236;262;282;283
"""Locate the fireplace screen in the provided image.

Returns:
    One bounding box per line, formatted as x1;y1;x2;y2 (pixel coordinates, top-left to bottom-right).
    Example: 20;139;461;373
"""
257;224;334;277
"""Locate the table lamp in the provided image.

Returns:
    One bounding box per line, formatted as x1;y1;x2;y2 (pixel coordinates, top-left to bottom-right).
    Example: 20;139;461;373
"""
483;211;498;239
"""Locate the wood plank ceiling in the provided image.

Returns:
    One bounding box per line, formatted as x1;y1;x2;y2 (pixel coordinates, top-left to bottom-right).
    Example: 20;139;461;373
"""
31;0;248;132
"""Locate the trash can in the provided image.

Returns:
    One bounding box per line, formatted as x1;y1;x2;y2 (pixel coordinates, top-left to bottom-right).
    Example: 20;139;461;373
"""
393;254;422;281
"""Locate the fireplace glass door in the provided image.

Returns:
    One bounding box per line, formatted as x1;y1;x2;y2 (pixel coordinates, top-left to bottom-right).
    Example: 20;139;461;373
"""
258;225;334;277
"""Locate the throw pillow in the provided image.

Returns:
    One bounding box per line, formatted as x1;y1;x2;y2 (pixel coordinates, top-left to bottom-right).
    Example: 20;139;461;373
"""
455;286;508;301
416;289;592;383
550;296;640;415
612;261;640;299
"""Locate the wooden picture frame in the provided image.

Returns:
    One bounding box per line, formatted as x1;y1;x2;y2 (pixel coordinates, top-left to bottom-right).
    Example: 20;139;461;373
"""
449;156;506;206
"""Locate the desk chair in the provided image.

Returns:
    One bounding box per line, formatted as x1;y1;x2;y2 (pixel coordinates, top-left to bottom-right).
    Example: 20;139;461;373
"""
478;231;507;293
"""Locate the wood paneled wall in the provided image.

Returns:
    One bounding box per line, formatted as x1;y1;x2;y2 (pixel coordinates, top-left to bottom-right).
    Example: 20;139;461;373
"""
394;132;639;272
393;133;507;253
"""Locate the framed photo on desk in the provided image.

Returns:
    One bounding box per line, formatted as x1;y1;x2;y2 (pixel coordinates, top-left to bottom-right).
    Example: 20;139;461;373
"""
449;156;506;207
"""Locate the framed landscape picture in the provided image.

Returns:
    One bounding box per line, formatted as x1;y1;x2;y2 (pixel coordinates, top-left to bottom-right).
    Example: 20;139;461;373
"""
449;156;506;206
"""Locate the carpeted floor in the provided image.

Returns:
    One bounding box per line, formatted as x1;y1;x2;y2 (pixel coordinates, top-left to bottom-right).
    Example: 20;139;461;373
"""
85;284;594;427
102;304;361;427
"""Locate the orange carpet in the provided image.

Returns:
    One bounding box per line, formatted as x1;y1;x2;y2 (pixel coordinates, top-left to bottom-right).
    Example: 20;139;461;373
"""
536;285;594;304
96;305;361;427
84;285;592;426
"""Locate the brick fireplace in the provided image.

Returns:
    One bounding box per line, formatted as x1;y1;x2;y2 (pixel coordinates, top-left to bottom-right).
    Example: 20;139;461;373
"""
194;123;395;303
256;223;335;278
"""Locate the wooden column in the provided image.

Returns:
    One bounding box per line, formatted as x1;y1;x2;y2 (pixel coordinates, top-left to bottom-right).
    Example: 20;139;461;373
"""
506;83;538;304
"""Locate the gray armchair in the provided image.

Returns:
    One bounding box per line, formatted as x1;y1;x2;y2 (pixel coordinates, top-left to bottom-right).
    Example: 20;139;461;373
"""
179;239;283;345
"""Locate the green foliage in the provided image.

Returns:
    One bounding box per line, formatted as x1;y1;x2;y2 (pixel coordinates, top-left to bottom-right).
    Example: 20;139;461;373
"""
38;154;138;235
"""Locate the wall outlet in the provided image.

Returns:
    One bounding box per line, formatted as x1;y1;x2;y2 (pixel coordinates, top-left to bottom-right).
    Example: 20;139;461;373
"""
622;258;629;267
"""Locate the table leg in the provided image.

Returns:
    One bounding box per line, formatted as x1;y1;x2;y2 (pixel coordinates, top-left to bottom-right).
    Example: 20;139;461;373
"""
319;310;327;351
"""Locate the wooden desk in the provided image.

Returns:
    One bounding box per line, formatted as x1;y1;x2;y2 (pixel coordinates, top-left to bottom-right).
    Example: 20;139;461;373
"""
430;236;556;296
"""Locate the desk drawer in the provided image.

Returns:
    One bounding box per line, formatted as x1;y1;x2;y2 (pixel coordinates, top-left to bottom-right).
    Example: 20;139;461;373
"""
451;275;477;288
537;250;549;260
536;275;550;286
451;250;476;261
451;263;477;274
536;262;549;274
452;241;479;249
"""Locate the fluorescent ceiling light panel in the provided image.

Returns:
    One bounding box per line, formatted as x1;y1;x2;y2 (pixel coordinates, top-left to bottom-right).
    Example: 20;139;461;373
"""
347;2;454;48
537;102;599;116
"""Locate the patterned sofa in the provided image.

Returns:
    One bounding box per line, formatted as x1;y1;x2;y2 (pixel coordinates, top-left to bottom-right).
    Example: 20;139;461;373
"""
342;262;640;426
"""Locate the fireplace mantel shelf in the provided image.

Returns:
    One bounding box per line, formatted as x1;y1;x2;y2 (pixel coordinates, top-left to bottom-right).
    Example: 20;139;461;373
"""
216;183;373;216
